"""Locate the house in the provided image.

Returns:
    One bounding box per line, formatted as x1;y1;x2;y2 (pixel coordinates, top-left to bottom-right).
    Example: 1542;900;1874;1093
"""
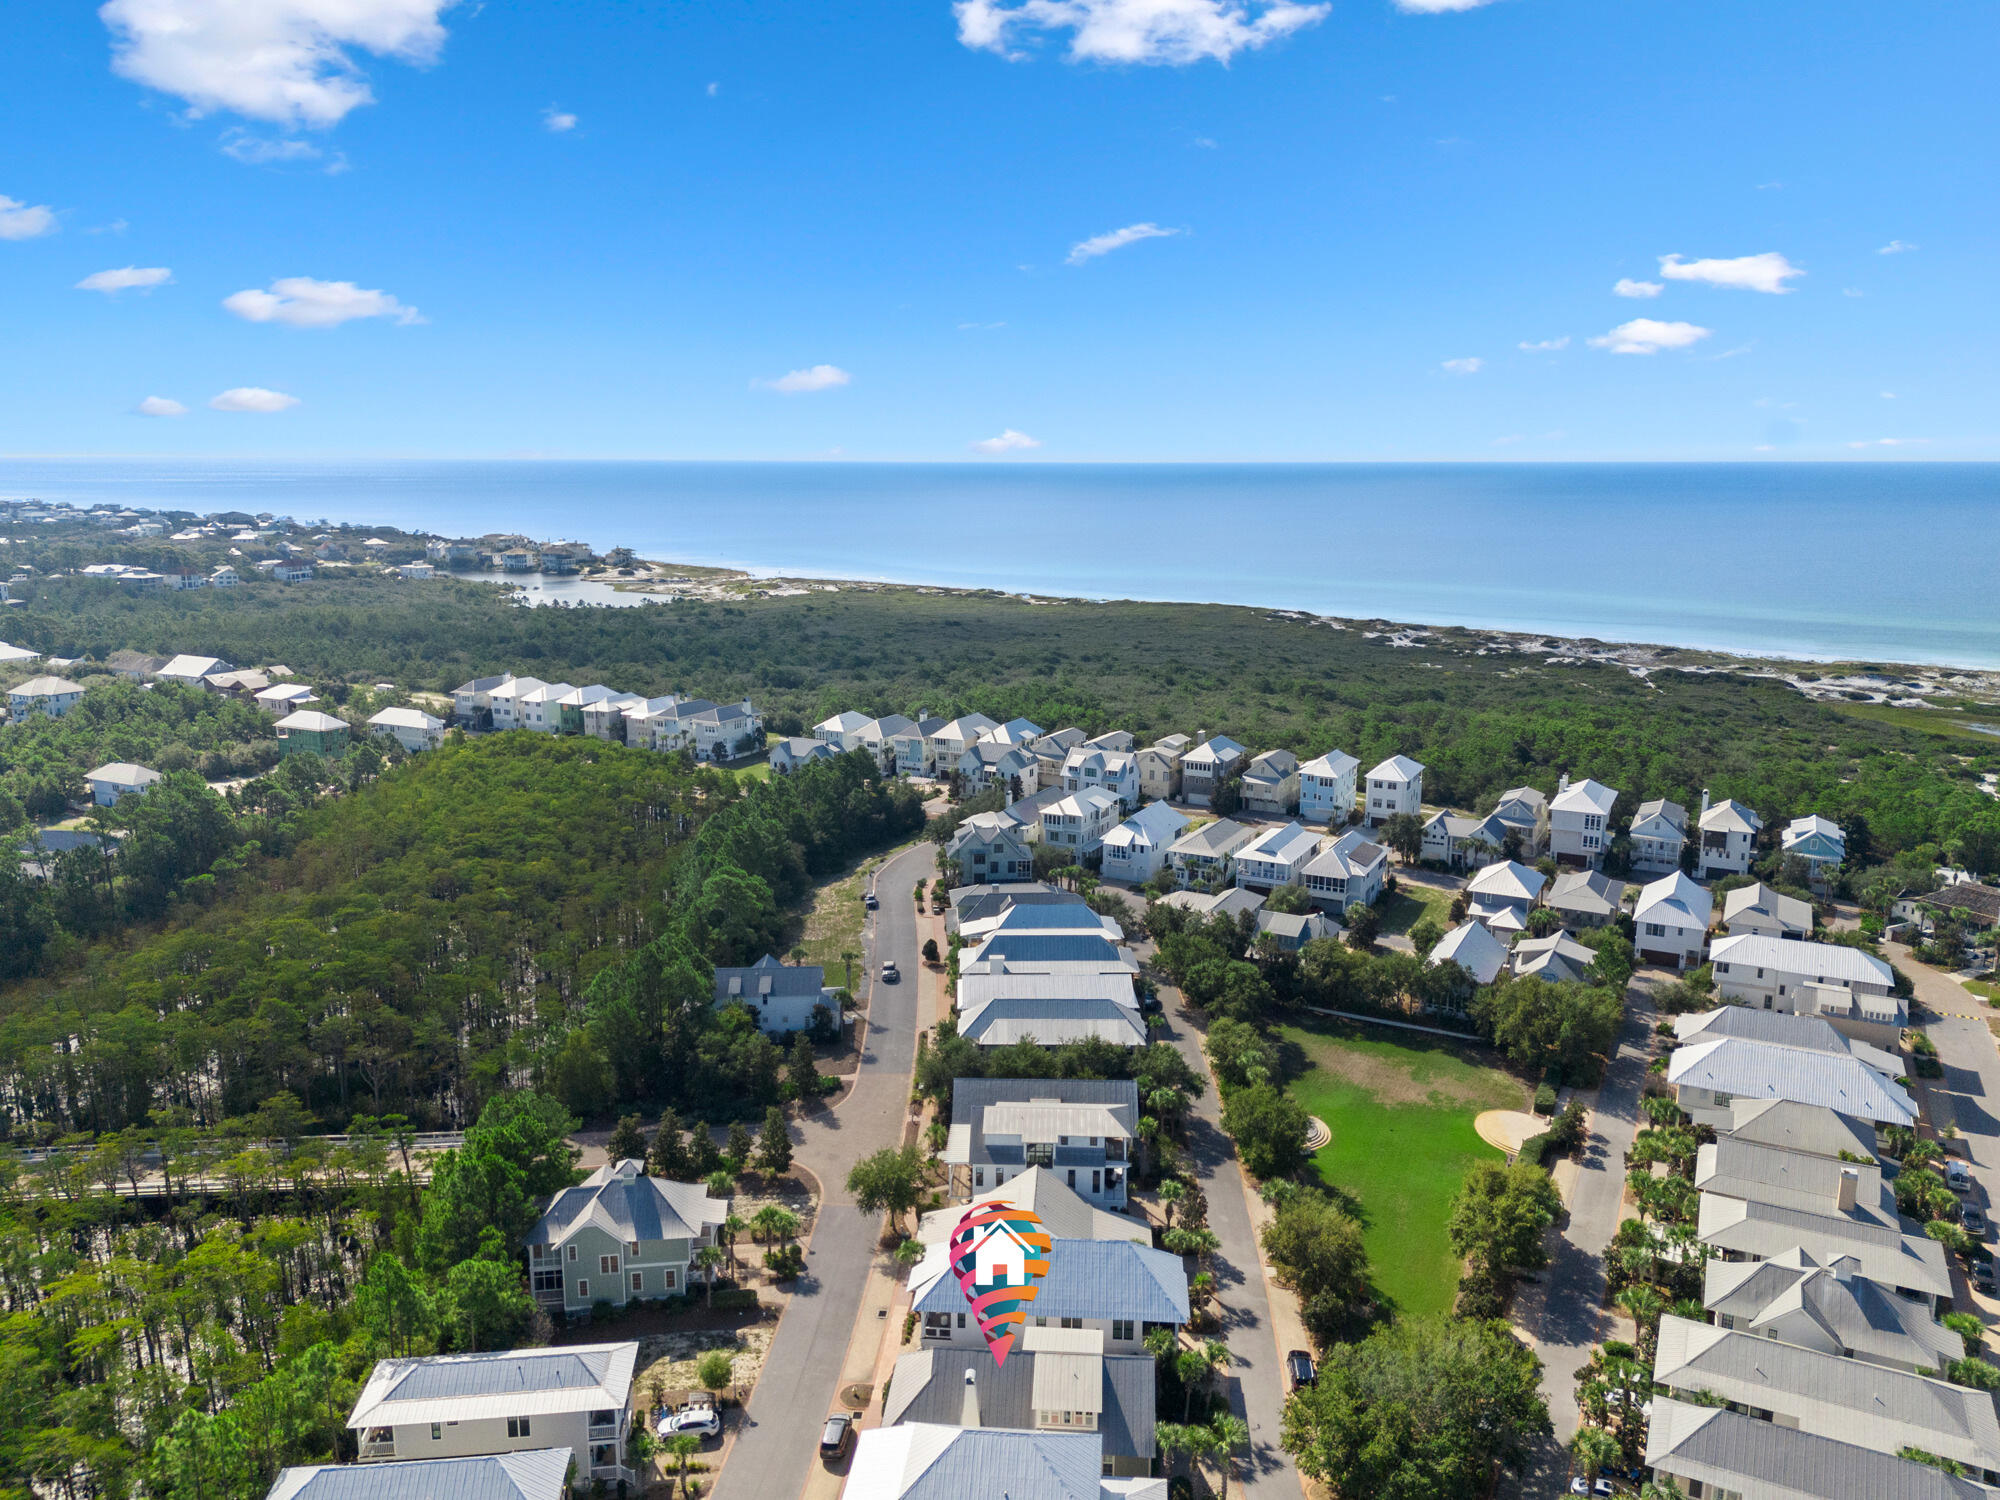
269;561;313;583
1544;870;1626;930
204;668;274;699
104;650;169;680
949;812;1037;884
1154;887;1266;923
1722;1095;1882;1158
959;739;1042;798
1703;1247;1960;1375
857;714;919;771
946;882;1087;935
917;1166;1148;1247
769;736;840;776
942;1080;1139;1207
1178;737;1246;808
1627;797;1688;875
1487;786;1549;859
485;676;548;730
1061;747;1139;811
267;1451;572;1500
396;562;436;579
1696;1132;1903;1231
1040;788;1123;860
713;953;837;1035
1135;734;1192;802
83;762;163;806
1166;818;1256;890
255;682;319;711
1905;882;2000;936
1676;1008;1903;1083
625;695;705;752
1709;933;1904;1046
1419;811;1506;871
1361;755;1423;826
209;565;238;587
274;710;351;759
1297;751;1360;827
1232;821;1324;893
1696;1191;1949;1307
686;700;763;761
1782;814;1848;884
1427;921;1509;987
814;710;874;750
1722;881;1814;940
368;707;446;752
452;672;515;726
1651;1316;2000;1478
1645;1398;1994;1500
158;653;234;686
1697;793;1764;879
426;538;481;565
6;676;85;720
1240;749;1300;816
1099;802;1190;887
1300;829;1388;916
1033;728;1089;783
930;714;1001;771
842;1424;1168;1500
348;1343;639;1485
890;716;949;776
525;1161;727;1314
1510;931;1599;985
983;717;1045;748
578;691;644;741
1667;1026;1914;1130
515;681;577;733
956;902;1126;950
1253;908;1343;952
884;1334;1158;1476
1624;871;1708;969
1548;775;1619;869
910;1237;1187;1353
955;963;1146;1049
1463;860;1547;936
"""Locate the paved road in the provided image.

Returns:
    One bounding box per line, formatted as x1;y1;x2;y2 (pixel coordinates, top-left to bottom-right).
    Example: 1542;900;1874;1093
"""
1155;992;1305;1499
712;841;930;1500
1500;972;1658;1496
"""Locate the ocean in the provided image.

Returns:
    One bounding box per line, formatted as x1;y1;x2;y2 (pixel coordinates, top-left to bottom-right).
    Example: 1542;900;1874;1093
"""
3;459;1995;669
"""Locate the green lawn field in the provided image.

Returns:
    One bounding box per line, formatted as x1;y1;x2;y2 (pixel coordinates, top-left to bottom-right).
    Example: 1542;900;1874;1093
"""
1375;880;1456;936
1277;1017;1526;1319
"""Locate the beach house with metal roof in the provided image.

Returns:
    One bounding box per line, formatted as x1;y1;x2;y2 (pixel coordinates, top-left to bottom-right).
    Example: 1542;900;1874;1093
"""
1464;860;1547;935
918;1166;1146;1247
268;1450;572;1500
1178;736;1246;809
6;675;85;720
1723;881;1814;940
1298;750;1360;827
1166;817;1256;890
1100;802;1190;887
1135;734;1192;803
1544;870;1626;930
949;811;1037;884
1549;774;1619;869
83;762;162;806
1233;821;1324;893
1710;933;1904;1046
1240;748;1300;816
1627;796;1689;875
1704;1248;1961;1375
713;952;837;1036
525;1162;727;1316
1632;870;1713;969
1668;1029;1913;1130
368;707;446;753
1300;828;1388;915
954;964;1146;1050
275;710;351;759
1783;814;1848;885
843;1424;1168;1500
943;1080;1138;1207
1362;755;1423;826
347;1343;639;1485
1427;920;1509;988
909;1237;1189;1353
1698;792;1765;879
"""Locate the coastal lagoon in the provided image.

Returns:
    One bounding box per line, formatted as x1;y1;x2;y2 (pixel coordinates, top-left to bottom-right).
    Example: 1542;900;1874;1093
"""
4;460;1995;667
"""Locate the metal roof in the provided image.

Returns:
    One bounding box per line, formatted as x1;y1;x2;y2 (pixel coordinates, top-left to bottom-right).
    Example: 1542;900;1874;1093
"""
911;1239;1189;1325
85;762;161;784
1168;819;1254;857
1697;1194;1950;1298
1547;870;1625;915
1367;755;1423;781
532;1164;726;1248
1427;922;1507;986
841;1424;1113;1500
714;953;827;1001
1726;1098;1881;1159
1235;821;1323;866
1711;933;1894;989
268;1450;572;1500
916;1168;1147;1245
1670;1036;1914;1123
1633;870;1713;927
1703;1249;1961;1373
881;1348;1154;1460
349;1344;637;1428
1465;860;1546;903
1645;1397;1998;1500
958;999;1146;1048
1723;882;1815;933
1299;750;1359;778
1701;797;1763;835
1552;777;1619;815
1695;1137;1895;1226
276;710;349;732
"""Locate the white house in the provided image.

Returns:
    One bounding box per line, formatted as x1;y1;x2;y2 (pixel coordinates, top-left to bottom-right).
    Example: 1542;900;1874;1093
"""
858;714;919;771
84;762;162;806
1463;860;1547;936
1627;798;1688;876
1427;920;1509;987
1178;737;1246;808
770;735;839;775
1632;871;1713;970
1420;811;1506;871
1232;821;1324;893
844;1424;1167;1500
348;1343;640;1486
515;681;577;733
1710;933;1904;1046
1240;749;1301;817
254;682;319;710
8;676;86;720
1040;787;1123;860
983;717;1045;748
1782;815;1847;884
1301;829;1388;915
1297;751;1360;827
814;710;873;750
485;676;549;730
686;699;763;761
714;952;839;1035
209;566;239;587
1166;818;1256;890
452;672;514;724
1362;755;1423;826
960;740;1042;797
1721;881;1813;940
158;654;234;686
268;1451;572;1500
1061;747;1139;811
910;1238;1187;1354
941;1079;1139;1208
930;713;1001;770
1099;802;1190;887
367;706;446;753
949;812;1037;884
1548;775;1619;869
1696;793;1763;880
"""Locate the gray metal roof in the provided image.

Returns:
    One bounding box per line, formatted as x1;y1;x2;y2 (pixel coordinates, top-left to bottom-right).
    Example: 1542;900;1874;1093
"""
532;1164;726;1247
1670;1036;1914;1124
965;934;1129;968
1696;1136;1895;1225
916;1168;1148;1245
1704;1248;1961;1373
911;1238;1189;1325
1712;932;1895;989
1726;1098;1881;1159
714;952;827;1002
842;1424;1110;1500
1677;1005;1867;1056
1697;1193;1952;1298
959;999;1146;1048
1169;819;1254;857
950;1080;1139;1164
883;1347;1156;1459
268;1450;572;1500
1645;1397;2000;1500
1546;869;1625;916
349;1344;637;1427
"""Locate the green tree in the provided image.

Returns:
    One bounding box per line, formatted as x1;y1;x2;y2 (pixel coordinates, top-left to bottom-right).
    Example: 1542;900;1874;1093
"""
1379;812;1424;866
723;1121;755;1175
1220;1082;1312;1180
355;1251;434;1356
755;1106;794;1177
1408;914;1444;957
416;1091;580;1272
1447;1161;1561;1280
441;1240;535;1352
1571;1425;1621;1484
1260;1192;1371;1344
650;1108;692;1178
847;1144;928;1236
605;1114;648;1165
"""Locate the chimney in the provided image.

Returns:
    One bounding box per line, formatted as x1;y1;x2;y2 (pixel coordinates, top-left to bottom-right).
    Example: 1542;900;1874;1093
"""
1557;773;1570;796
961;1368;981;1428
1836;1167;1859;1213
1700;788;1711;821
1831;1254;1858;1283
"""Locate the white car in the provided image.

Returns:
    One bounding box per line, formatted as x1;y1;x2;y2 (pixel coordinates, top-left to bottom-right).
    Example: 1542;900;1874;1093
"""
658;1402;721;1440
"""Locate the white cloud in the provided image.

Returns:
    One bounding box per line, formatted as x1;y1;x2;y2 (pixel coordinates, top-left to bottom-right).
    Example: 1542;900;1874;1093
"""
1613;278;1662;299
1067;221;1181;265
209;386;300;412
77;265;173;293
1394;0;1497;9
1877;239;1917;255
706;81;720;96
542;106;577;132
0;195;58;240
972;428;1042;452
1192;136;1217;148
1847;437;1925;449
1658;251;1803;294
136;395;187;416
957;321;1007;330
1517;336;1569;352
955;0;1328;66
100;0;456;130
223;276;421;327
1842;287;1864;298
1441;357;1482;374
760;364;852;394
1588;318;1712;355
1880;391;1896;399
220;130;322;164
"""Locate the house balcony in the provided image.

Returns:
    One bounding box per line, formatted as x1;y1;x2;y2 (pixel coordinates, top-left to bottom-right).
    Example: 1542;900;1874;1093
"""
359;1438;398;1462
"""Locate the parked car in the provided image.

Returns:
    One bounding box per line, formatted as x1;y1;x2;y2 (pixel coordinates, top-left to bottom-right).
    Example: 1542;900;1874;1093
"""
1948;1160;1974;1192
863;893;878;911
1966;1204;1990;1238
880;960;900;983
1973;1258;1997;1292
819;1414;853;1462
659;1400;721;1440
1285;1350;1316;1391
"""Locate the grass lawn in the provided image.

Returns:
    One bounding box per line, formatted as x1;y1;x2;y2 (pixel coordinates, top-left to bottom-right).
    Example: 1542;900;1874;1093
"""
1823;700;2000;741
1375;881;1455;936
789;838;924;988
1967;979;1999;1004
1276;1017;1527;1320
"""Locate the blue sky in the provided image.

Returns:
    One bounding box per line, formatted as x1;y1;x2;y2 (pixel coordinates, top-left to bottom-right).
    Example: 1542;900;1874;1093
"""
1;0;1991;461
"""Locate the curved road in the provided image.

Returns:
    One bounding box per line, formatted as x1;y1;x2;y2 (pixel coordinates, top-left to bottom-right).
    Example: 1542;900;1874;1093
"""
712;839;932;1500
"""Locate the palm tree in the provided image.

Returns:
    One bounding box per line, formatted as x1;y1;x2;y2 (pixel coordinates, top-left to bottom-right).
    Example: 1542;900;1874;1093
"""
841;949;857;988
1193;1339;1230;1421
693;1245;724;1306
1157;1179;1187;1229
1209;1412;1250;1496
1617;1283;1666;1349
664;1432;700;1497
789;945;809;966
721;1213;746;1273
1572;1426;1621;1485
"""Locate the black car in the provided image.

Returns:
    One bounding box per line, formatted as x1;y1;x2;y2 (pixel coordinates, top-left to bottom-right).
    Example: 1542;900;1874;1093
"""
863;893;878;910
819;1414;853;1462
1285;1349;1316;1391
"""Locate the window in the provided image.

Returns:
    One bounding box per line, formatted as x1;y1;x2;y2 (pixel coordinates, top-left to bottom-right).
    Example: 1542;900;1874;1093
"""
974;1168;986;1188
1092;1170;1101;1194
431;1423;442;1441
600;1254;620;1275
576;1279;589;1299
530;1243;546;1261
507;1417;532;1439
663;1268;677;1289
532;1269;562;1294
628;1241;640;1257
1646;923;1666;937
923;1313;952;1339
1061;1317;1083;1330
566;1244;578;1262
631;1271;644;1293
1067;1169;1076;1188
1112;1320;1134;1342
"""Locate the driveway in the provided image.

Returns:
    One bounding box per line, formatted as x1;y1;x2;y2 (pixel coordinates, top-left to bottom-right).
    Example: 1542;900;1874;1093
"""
711;841;930;1500
1499;971;1658;1494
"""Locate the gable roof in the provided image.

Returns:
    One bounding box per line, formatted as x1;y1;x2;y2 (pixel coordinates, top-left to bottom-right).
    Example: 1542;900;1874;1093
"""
1711;932;1894;989
1235;821;1323;866
1645;1397;1997;1500
1103;802;1190;850
1725;1098;1880;1159
957;997;1147;1048
1465;860;1546;903
369;707;444;731
883;1347;1156;1460
9;675;85;696
1427;921;1508;986
1299;750;1360;780
948;1080;1140;1159
1552;777;1619;816
1670;1035;1914;1123
1675;1005;1892;1068
349;1343;638;1428
1695;1137;1895;1227
1367;754;1423;782
842;1425;1115;1500
1244;748;1299;780
1303;830;1386;880
532;1162;727;1248
911;1238;1189;1325
1181;736;1246;768
1701;797;1763;836
1696;1193;1948;1297
715;952;827;1002
268;1451;572;1500
1633;870;1713;928
1631;797;1688;834
1723;882;1815;933
275;710;350;733
1490;785;1547;818
916;1167;1147;1245
1546;870;1625;917
1168;819;1254;858
1702;1249;1960;1373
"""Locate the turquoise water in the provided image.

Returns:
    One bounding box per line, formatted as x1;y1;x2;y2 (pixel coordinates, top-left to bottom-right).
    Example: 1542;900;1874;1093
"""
2;460;1995;667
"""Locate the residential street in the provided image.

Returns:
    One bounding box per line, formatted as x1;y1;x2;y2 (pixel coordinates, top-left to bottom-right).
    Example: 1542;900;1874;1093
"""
711;840;931;1500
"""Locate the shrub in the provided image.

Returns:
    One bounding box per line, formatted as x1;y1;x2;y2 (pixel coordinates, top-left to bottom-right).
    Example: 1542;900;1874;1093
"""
709;1288;759;1312
763;1244;805;1279
1533;1083;1557;1117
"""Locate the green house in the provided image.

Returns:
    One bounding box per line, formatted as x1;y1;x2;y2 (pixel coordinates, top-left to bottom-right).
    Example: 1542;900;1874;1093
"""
275;709;351;759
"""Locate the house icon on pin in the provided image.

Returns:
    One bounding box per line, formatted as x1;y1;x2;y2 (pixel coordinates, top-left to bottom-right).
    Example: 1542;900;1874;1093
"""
963;1218;1035;1288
